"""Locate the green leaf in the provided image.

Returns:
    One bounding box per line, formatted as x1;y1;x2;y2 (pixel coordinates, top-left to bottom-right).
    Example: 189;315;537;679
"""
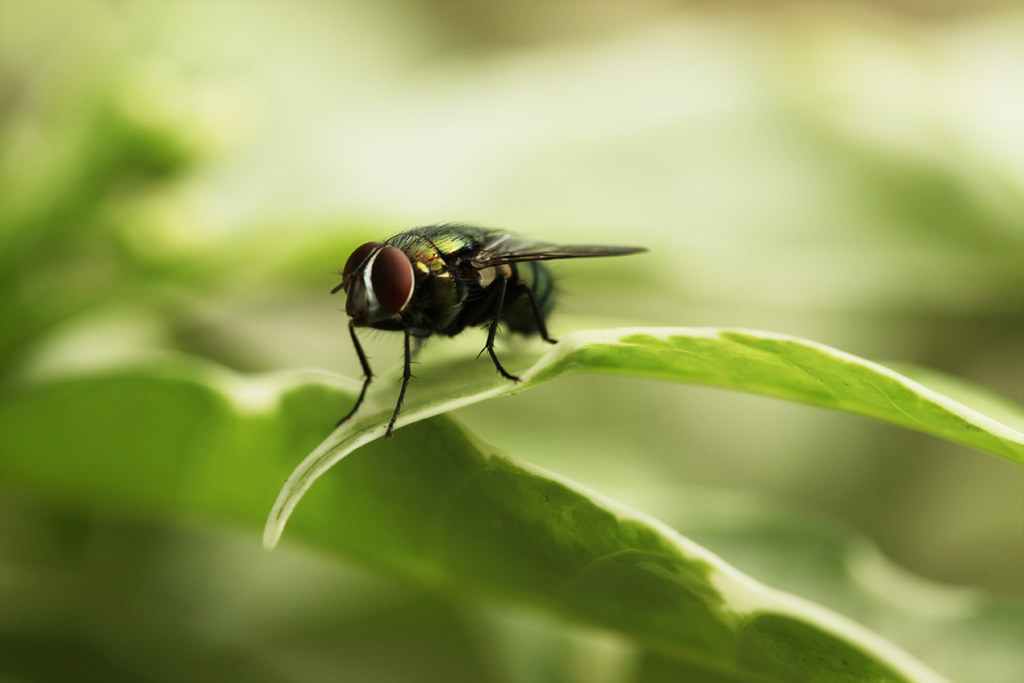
266;327;1023;552
0;357;972;682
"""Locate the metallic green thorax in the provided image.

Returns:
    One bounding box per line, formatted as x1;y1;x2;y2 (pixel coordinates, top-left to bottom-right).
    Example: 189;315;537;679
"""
386;228;472;334
383;225;555;338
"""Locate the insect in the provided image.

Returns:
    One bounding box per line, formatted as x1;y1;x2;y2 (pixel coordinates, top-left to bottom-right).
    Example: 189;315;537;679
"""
333;224;646;437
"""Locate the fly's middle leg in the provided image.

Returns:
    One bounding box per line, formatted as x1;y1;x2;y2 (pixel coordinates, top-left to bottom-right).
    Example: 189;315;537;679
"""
480;276;520;382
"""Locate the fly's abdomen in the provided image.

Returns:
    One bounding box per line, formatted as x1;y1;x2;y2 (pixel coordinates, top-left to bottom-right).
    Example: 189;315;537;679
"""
502;260;555;335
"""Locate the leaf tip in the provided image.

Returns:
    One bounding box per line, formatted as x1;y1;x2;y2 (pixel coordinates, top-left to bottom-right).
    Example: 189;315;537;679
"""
262;512;285;551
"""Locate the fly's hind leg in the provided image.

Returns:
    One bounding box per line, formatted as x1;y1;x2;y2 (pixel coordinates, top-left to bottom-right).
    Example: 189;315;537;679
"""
524;283;557;345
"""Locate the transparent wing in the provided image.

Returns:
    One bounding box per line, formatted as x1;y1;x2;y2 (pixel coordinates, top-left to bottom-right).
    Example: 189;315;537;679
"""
470;232;646;268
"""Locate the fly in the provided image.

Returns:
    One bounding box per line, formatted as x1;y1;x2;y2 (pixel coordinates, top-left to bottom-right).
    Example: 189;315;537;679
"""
333;224;646;437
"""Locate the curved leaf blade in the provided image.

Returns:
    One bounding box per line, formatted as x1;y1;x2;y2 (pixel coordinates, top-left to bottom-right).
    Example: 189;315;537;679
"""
266;327;1023;550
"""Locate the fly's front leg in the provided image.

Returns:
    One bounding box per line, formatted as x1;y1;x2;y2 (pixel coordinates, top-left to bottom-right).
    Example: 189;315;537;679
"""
386;328;414;438
481;276;520;382
338;322;373;427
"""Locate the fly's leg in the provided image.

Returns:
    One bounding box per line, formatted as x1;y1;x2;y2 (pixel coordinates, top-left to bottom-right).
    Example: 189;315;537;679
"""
337;322;373;427
481;276;521;382
386;328;414;438
524;283;557;344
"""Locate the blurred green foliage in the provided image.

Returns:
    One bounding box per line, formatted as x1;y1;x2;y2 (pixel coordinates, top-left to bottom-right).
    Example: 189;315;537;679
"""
1;1;1022;682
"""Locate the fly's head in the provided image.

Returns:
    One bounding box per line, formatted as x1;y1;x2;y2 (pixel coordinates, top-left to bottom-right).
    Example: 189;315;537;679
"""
333;242;415;326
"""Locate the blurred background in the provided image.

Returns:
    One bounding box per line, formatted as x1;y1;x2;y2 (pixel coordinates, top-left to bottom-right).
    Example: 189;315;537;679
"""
1;1;1022;681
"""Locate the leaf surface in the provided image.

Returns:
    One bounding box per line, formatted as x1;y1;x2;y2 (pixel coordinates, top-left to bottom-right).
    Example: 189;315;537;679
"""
267;327;1023;551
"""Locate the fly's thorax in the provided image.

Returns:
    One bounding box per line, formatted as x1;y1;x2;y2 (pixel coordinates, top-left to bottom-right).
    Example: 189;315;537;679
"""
387;228;478;272
396;236;447;274
395;227;483;261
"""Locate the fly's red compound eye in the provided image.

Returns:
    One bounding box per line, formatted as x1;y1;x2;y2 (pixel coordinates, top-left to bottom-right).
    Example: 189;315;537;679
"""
341;242;383;285
370;245;414;312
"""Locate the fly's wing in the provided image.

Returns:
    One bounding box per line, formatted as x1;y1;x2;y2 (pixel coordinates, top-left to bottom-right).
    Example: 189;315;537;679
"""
470;232;646;268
